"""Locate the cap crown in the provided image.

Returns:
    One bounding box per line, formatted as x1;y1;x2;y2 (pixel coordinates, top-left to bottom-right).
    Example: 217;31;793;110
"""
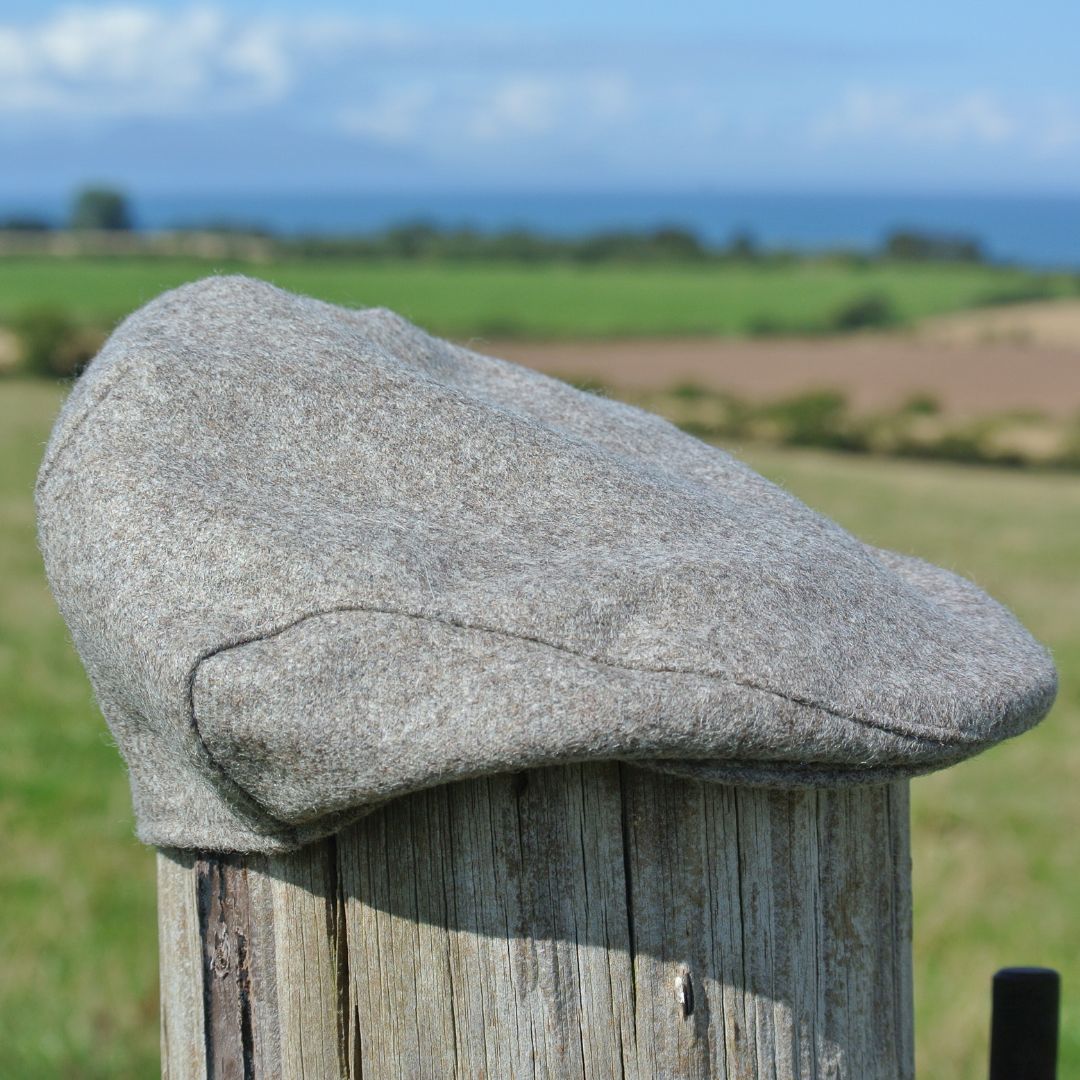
37;277;1056;851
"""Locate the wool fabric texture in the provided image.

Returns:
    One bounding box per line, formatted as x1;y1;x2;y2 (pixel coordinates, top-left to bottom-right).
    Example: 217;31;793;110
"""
37;276;1057;853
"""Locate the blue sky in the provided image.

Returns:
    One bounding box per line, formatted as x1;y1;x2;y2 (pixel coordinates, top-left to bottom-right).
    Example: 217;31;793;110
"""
1;1;1078;196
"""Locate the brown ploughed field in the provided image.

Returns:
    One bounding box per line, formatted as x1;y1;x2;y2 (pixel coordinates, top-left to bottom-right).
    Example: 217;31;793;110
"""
484;300;1080;419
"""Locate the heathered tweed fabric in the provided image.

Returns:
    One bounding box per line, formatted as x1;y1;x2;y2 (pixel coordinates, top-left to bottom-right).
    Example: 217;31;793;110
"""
37;276;1057;852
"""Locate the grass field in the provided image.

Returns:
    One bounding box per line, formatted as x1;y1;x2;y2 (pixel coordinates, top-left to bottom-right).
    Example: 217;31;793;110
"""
1;255;1074;339
1;379;1076;1078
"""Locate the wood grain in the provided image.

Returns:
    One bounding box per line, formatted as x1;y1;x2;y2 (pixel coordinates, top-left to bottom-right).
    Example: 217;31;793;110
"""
158;764;913;1078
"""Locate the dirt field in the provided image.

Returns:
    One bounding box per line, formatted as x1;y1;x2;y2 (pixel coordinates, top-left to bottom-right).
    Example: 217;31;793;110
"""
485;301;1080;418
922;298;1080;350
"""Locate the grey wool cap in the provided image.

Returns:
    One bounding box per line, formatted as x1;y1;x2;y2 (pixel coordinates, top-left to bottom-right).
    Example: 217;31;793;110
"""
37;276;1057;853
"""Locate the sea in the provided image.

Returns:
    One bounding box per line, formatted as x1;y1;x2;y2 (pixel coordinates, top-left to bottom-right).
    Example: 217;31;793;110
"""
4;190;1079;269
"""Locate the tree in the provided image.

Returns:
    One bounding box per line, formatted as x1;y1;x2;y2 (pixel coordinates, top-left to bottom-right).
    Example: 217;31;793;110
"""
70;186;132;231
727;228;759;261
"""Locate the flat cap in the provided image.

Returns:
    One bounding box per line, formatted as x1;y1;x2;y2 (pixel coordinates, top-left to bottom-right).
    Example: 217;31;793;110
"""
37;277;1057;852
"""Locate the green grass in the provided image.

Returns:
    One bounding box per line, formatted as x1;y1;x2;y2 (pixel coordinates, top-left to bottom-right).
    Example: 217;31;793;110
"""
1;380;1077;1077
0;255;1072;339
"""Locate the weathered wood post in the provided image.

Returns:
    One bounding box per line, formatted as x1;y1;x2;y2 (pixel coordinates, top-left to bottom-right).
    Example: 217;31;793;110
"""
158;763;913;1079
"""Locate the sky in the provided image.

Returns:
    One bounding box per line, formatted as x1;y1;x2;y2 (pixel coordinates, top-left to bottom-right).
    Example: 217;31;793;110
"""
1;0;1078;197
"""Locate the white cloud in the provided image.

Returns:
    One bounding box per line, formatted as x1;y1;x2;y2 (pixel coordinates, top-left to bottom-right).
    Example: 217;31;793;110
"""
293;16;426;54
467;73;632;142
810;87;1080;163
0;5;636;149
0;5;291;114
332;71;634;150
469;77;562;140
812;88;1016;146
337;86;435;143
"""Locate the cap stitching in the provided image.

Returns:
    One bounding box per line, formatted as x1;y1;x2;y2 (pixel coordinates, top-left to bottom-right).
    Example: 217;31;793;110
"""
188;602;975;759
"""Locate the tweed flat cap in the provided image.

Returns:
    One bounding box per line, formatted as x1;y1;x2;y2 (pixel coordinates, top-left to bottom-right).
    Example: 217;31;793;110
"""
37;277;1056;852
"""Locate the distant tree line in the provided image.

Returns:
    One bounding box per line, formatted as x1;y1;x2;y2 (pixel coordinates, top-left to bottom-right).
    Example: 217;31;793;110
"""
882;229;983;263
262;221;991;266
0;185;1002;266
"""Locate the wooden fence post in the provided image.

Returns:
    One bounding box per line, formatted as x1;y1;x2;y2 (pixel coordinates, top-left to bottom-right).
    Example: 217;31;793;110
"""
158;762;913;1079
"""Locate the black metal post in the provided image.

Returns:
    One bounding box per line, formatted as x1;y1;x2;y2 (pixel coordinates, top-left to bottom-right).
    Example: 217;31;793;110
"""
989;967;1060;1080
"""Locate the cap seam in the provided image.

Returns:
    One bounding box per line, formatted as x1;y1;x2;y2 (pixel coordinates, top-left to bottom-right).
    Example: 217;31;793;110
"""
187;602;975;764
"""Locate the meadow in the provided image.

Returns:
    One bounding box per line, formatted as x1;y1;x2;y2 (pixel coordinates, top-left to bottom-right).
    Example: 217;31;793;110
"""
1;377;1076;1078
0;254;1074;340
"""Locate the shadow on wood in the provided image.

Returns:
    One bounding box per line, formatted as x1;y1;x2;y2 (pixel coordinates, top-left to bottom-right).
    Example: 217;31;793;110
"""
159;762;913;1079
